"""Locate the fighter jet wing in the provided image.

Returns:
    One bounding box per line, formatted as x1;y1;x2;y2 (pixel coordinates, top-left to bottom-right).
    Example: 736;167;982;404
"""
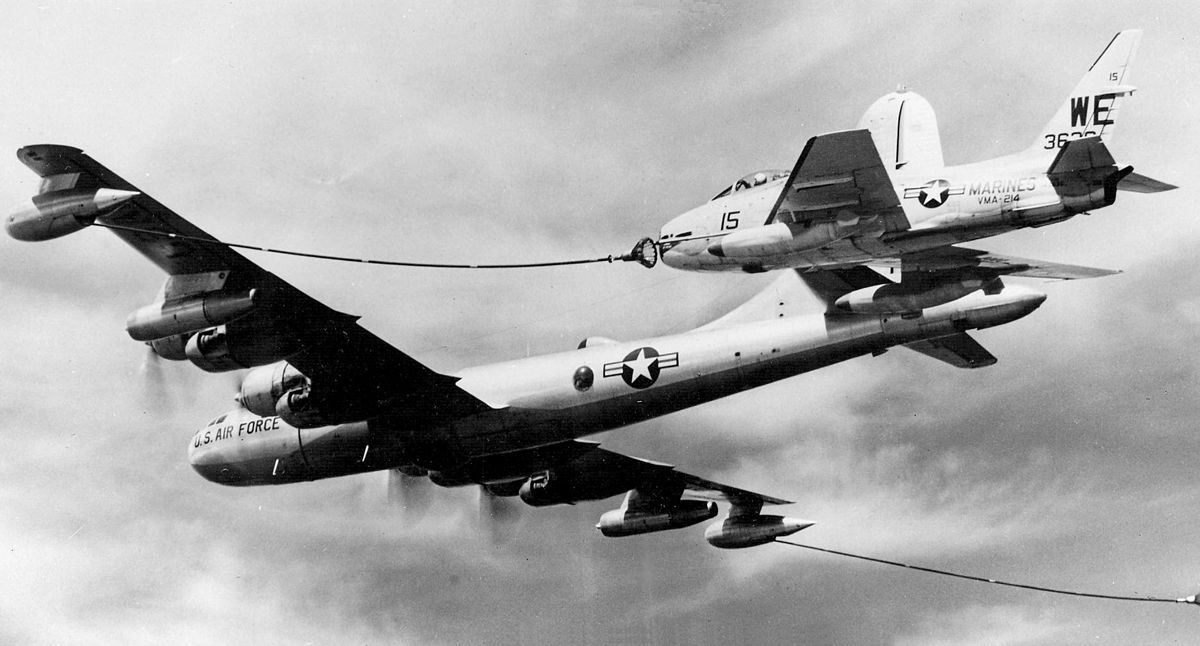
890;246;1120;280
14;144;492;420
766;129;910;233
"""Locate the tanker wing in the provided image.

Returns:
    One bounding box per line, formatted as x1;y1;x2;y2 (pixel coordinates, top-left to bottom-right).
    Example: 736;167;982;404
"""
9;144;492;422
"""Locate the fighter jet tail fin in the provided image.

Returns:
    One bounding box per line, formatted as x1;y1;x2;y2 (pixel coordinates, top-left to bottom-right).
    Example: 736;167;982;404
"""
857;90;944;175
1028;29;1141;157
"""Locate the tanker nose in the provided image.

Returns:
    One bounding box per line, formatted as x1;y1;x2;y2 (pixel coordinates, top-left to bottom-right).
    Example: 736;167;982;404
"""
187;428;242;485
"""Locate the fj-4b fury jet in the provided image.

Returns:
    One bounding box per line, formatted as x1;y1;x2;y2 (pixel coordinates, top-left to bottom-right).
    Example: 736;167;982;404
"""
8;142;1051;547
659;30;1174;315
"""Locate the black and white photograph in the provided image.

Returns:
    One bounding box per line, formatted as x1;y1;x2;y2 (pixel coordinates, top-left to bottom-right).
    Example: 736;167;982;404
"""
2;2;1198;644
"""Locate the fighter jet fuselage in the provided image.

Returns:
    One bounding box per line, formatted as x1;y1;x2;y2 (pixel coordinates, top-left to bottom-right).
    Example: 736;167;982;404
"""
659;150;1111;273
658;30;1173;277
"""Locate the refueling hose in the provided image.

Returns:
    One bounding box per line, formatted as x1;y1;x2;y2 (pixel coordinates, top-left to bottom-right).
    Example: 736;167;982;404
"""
775;539;1199;607
91;221;660;269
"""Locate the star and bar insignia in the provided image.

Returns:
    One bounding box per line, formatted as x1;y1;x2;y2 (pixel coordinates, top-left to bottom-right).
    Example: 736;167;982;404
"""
903;178;964;208
603;346;679;389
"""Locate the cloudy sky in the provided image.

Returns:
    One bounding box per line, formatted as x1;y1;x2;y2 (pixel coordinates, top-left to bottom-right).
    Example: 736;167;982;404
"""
3;2;1200;644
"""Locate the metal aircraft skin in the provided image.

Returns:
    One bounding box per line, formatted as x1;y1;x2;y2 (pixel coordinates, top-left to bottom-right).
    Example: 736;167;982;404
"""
8;147;1050;549
658;30;1175;314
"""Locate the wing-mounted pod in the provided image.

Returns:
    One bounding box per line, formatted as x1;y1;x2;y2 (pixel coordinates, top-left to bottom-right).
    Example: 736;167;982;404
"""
834;274;997;315
127;289;258;341
6;146;141;241
704;499;814;549
596;489;718;537
133;273;306;373
6;187;139;241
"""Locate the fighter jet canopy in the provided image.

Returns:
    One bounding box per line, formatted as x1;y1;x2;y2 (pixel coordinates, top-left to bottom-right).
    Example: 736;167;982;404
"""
710;169;789;200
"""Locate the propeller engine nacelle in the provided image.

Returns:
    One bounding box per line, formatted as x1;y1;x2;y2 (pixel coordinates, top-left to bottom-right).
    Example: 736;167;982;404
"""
184;324;298;373
148;333;189;361
518;469;631;507
239;361;340;429
240;361;309;417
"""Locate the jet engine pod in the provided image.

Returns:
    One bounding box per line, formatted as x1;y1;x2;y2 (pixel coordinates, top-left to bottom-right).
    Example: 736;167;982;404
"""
596;500;717;537
6;188;139;241
835;277;985;314
704;514;814;549
126;289;258;342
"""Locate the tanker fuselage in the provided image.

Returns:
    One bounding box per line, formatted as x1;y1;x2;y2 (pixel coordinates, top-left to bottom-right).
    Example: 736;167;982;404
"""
188;284;1045;486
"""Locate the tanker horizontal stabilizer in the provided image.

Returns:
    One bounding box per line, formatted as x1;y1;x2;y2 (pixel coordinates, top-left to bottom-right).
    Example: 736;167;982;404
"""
904;332;996;369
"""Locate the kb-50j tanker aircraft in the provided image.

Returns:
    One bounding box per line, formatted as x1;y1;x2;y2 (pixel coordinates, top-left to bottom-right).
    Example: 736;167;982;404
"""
10;145;1055;548
659;30;1174;314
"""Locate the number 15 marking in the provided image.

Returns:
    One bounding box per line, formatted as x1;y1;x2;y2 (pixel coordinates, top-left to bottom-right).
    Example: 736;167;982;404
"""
721;211;740;230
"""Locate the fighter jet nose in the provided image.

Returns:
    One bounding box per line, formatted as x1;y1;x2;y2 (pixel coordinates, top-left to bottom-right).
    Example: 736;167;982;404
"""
659;244;682;268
